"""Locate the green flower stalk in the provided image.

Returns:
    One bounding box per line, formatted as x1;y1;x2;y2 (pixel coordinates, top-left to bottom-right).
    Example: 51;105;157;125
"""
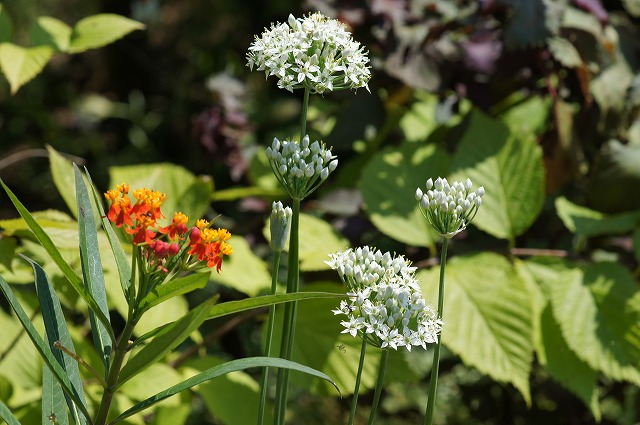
417;177;484;425
258;202;292;425
327;247;442;424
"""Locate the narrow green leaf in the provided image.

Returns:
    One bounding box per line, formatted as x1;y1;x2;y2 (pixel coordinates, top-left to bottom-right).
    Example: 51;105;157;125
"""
0;179;115;343
68;14;145;53
117;297;218;387
450;109;545;240
0;399;21;425
139;272;209;313
360;142;449;247
555;196;640;237
418;252;535;403
28;256;88;425
0;276;92;423
549;262;640;385
0;5;13;43
109;357;339;425
29;16;72;52
0;42;53;94
85;166;132;298
42;352;70;425
74;165;112;371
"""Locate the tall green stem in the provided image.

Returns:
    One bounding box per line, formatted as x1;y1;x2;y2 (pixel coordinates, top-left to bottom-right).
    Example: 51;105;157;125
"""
299;87;310;141
349;338;368;425
257;252;282;425
423;237;449;425
367;349;389;425
273;198;300;425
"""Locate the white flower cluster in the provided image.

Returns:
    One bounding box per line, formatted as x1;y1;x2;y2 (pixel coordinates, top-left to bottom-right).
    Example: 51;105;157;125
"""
326;246;443;351
247;12;371;93
270;201;292;251
415;177;485;239
266;135;337;200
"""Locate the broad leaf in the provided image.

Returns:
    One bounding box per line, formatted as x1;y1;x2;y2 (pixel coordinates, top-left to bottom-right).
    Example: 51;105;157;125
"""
1;180;115;342
0;276;91;422
450;109;545;241
28;257;88;425
110;357;339;424
139;272;210;313
555;196;640;236
0;399;21;425
418;252;535;403
30;16;71;52
42;352;69;425
0;43;53;94
117;297;218;387
548;262;640;385
68;14;144;53
360;142;449;247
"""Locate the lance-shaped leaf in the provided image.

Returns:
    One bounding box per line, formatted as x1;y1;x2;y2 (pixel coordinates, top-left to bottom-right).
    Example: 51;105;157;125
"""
0;399;21;425
28;256;88;425
75;165;112;372
42;346;70;425
0;276;92;423
0;43;53;94
68;14;145;53
549;262;640;385
139;272;210;313
109;357;339;425
1;179;115;343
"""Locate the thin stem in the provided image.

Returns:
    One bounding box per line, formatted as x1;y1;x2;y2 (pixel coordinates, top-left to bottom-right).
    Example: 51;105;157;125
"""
299;86;310;141
423;237;449;425
367;349;389;425
274;199;301;425
257;251;282;425
53;341;107;388
349;338;368;425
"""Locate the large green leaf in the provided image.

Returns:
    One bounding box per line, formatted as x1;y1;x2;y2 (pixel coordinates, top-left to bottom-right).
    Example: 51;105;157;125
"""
450;109;545;241
75;165;112;372
117;297;217;387
29;16;71;52
555;196;640;236
360;142;449;247
0;399;21;425
548;262;640;385
68;14;144;53
0;42;53;94
418;252;535;403
29;257;88;425
110;357;339;425
1;180;115;342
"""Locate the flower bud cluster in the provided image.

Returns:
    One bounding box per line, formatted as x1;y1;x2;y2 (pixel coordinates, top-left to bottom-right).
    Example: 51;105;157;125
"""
265;135;337;200
415;177;485;238
247;12;371;93
269;201;292;252
326;246;442;351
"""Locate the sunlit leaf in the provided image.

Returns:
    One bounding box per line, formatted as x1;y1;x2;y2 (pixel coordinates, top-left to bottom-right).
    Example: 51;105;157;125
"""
139;272;210;313
0;43;53;94
68;14;144;53
555;196;640;236
29;16;71;52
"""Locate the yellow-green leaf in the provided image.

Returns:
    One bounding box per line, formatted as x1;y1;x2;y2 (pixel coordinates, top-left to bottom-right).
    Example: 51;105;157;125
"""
30;16;71;52
68;14;144;53
0;43;53;94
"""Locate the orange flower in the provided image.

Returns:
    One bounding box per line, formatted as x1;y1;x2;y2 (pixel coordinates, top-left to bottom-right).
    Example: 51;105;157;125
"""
160;212;189;239
104;185;133;227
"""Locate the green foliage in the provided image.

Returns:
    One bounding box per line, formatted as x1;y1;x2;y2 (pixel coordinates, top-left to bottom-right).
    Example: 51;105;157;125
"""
0;43;52;94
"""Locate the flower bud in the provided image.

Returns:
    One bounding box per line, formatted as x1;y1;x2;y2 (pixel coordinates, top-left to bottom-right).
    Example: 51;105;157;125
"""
269;201;292;251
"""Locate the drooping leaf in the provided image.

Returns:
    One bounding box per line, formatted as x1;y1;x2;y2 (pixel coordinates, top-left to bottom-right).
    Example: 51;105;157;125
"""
28;256;87;425
555;196;640;236
418;252;535;403
139;272;210;313
0;43;53;94
0;276;91;422
0;5;13;43
360;142;449;247
450;109;545;241
0;180;114;342
117;297;218;387
75;165;112;372
68;14;144;53
42;349;70;425
29;16;71;52
110;357;339;424
548;262;640;385
0;399;21;425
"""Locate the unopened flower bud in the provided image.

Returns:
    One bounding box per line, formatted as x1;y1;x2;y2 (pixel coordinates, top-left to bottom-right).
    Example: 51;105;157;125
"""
269;201;292;251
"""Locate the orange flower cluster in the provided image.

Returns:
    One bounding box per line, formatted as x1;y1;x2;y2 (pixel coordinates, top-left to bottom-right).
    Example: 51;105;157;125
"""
104;183;232;272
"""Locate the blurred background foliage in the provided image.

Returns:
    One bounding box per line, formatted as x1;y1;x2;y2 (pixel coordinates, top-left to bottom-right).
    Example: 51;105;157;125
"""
1;0;640;424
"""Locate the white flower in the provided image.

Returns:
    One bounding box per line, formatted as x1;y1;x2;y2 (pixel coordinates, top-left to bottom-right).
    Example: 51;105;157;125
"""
416;177;485;238
327;247;443;351
266;135;337;200
247;12;371;93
